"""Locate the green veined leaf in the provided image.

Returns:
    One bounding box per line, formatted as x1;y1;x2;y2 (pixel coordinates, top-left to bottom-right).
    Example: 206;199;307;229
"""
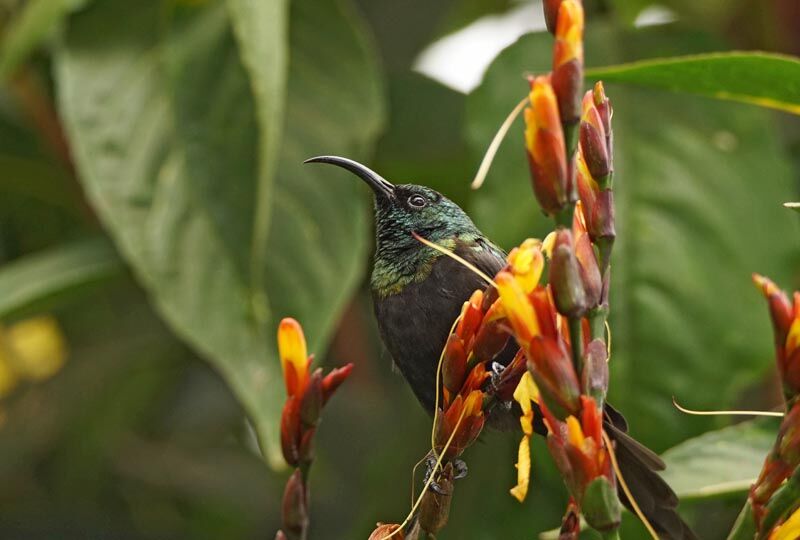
587;52;800;115
55;0;383;467
661;419;778;500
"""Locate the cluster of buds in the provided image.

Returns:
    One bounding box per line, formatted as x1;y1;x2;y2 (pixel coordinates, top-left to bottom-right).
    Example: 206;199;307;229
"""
436;287;515;459
525;0;584;221
496;241;618;531
576;83;615;287
277;318;353;540
748;276;800;535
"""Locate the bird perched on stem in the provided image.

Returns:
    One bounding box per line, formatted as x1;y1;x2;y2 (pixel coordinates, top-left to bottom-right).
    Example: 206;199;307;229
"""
306;155;696;540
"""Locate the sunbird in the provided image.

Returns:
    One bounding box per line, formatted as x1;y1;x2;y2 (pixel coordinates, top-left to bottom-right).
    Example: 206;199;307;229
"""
307;155;696;540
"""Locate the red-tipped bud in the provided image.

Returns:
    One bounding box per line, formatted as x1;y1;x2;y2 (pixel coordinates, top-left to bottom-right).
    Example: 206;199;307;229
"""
281;470;308;539
300;369;323;426
549;229;589;317
418;462;454;534
368;524;404;540
525;76;570;215
528;337;581;420
753;274;800;397
456;290;484;346
552;1;584;127
280;396;302;467
472;317;510;364
435;390;485;459
573;217;602;309
582;339;609;406
298;426;316;464
593;81;613;140
442;335;468;394
580;91;610;182
321;363;354;405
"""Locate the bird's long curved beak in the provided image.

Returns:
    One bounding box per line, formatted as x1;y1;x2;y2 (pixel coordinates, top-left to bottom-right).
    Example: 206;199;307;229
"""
304;155;395;200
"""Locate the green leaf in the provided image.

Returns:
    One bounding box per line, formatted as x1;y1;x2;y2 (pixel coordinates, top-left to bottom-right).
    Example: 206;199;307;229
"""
661;419;778;500
466;26;798;450
0;0;88;78
226;0;288;326
587;52;800;115
0;236;123;320
55;0;383;467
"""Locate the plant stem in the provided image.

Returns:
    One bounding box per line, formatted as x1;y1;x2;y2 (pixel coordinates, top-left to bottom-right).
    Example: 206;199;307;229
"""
726;500;756;540
601;529;621;540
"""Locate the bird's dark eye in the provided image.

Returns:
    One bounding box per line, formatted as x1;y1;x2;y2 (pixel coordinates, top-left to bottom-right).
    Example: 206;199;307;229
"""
408;194;427;208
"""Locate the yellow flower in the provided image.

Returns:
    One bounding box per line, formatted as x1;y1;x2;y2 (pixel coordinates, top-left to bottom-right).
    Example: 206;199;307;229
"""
769;505;800;540
278;318;309;397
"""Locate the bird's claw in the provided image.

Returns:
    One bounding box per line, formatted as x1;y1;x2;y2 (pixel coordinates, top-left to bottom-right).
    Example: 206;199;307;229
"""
453;459;468;480
422;456;467;495
489;361;506;392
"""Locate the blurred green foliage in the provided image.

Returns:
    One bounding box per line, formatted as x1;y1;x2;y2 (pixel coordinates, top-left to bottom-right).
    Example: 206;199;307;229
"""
0;0;798;538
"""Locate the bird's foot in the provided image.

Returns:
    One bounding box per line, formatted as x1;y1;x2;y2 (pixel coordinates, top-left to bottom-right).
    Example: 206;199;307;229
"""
489;361;506;392
422;456;467;495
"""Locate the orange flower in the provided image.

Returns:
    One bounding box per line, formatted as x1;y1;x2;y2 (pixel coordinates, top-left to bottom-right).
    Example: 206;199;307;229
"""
553;0;584;69
551;0;584;126
278;318;310;397
525;76;569;215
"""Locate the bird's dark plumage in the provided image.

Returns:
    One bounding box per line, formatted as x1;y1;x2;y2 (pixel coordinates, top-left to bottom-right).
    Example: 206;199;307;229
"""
307;156;697;540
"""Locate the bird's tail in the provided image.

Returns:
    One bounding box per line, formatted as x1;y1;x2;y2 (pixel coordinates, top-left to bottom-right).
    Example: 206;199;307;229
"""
604;411;698;540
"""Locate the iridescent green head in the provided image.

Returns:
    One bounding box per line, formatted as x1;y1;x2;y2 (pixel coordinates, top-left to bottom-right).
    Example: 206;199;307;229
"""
305;156;484;295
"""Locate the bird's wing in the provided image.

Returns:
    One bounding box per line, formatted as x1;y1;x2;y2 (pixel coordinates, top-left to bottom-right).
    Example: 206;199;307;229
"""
468;237;507;277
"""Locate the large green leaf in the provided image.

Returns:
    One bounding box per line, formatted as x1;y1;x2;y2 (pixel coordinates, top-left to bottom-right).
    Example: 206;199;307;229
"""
226;0;288;326
466;26;798;450
0;236;122;320
661;419;778;500
587;52;800;115
55;0;383;466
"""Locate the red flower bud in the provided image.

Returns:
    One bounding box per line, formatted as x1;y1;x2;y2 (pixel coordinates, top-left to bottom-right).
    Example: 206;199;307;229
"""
300;369;323;427
280;396;302;467
573;218;602;309
552;1;584;127
543;0;564;34
528;336;581;420
593;81;613;142
321;363;354;405
368;524;404;540
281;470;308;539
580;91;610;181
525;76;570;215
442;334;467;394
549;229;589;318
582;338;609;406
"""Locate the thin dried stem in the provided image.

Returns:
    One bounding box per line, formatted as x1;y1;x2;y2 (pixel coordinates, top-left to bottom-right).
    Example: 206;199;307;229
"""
412;232;497;288
672;397;784;417
471;95;528;189
602;429;659;540
382;408;468;539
